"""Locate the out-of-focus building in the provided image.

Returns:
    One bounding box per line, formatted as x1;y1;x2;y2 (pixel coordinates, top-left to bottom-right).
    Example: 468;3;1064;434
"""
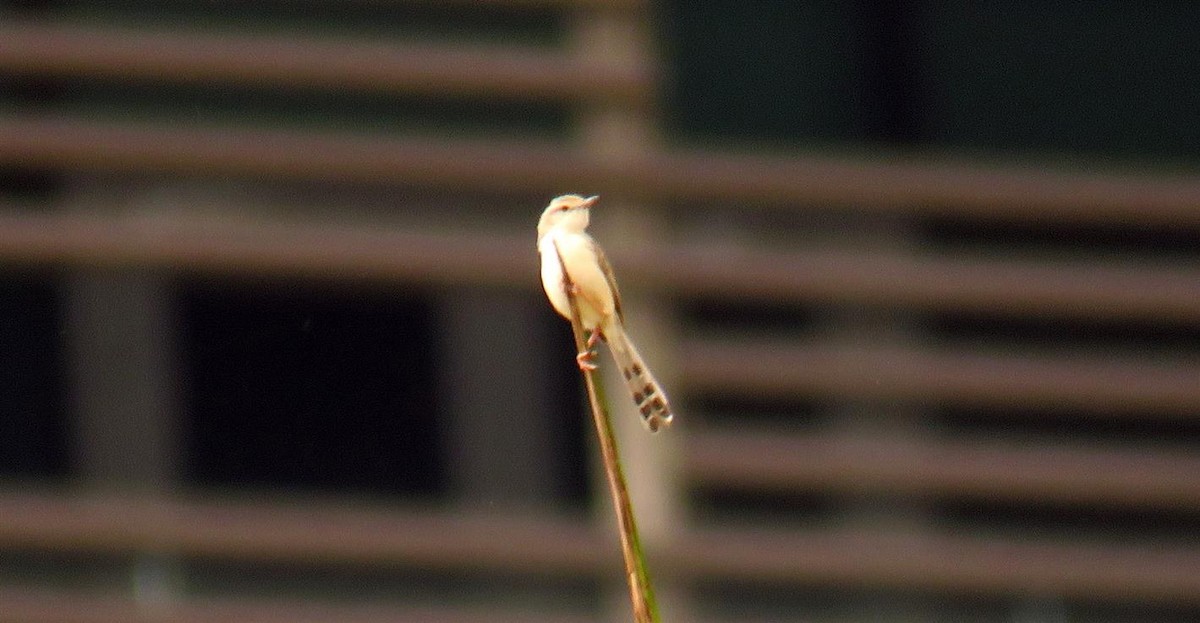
0;3;1198;622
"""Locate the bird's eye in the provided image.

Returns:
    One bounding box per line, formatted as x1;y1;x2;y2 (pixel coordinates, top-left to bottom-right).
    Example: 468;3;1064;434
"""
558;204;570;211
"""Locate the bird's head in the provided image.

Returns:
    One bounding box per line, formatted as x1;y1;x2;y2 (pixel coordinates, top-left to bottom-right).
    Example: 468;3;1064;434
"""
537;194;597;241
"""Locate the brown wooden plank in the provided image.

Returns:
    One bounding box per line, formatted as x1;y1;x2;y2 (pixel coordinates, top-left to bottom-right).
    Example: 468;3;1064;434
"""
681;340;1200;416
640;244;1200;324
1;116;1198;225
647;148;1200;226
0;491;612;575
0;587;597;623
3;490;1199;604
685;428;1200;510
0;21;651;106
0;210;536;285
0;116;588;191
0;210;1196;325
672;526;1200;604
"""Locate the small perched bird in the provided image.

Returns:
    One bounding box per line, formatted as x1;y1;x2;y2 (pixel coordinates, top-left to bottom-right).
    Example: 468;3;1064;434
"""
537;194;673;432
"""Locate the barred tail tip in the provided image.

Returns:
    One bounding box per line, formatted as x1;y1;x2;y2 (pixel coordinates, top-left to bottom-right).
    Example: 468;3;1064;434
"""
624;362;673;433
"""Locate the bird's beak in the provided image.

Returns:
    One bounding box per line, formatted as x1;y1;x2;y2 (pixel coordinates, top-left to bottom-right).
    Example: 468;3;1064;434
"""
581;195;599;208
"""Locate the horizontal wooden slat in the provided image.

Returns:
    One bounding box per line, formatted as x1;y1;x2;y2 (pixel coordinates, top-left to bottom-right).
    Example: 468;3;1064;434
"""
0;587;597;623
649;149;1200;226
646;244;1200;324
685;428;1200;510
0;21;651;106
681;340;1200;416
0;210;537;286
1;116;1198;225
0;116;580;191
674;526;1200;604
0;210;1197;325
4;490;1200;605
0;491;612;575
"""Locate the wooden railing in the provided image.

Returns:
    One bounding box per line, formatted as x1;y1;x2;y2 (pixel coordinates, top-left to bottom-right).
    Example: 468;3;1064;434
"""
0;21;652;106
1;114;1199;224
0;209;1196;322
1;489;1199;610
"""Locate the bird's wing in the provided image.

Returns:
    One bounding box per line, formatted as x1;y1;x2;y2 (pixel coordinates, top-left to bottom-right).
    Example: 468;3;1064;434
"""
590;237;624;323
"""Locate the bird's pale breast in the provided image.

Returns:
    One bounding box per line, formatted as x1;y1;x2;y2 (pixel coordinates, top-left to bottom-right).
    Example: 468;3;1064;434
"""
539;230;613;331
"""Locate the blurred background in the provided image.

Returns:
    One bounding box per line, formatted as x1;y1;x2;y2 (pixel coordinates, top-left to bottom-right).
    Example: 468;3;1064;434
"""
1;1;1199;622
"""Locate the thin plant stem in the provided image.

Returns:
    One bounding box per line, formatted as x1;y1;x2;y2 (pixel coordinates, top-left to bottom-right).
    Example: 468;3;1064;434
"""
553;241;661;623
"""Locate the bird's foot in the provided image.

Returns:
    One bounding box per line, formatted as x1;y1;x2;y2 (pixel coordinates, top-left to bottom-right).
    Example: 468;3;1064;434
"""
576;349;598;371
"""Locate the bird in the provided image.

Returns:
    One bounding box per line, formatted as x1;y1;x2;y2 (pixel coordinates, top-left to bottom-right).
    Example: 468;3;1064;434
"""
537;194;673;432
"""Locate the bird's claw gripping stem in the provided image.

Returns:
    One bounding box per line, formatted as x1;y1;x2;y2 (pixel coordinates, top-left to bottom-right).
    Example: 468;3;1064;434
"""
575;329;602;370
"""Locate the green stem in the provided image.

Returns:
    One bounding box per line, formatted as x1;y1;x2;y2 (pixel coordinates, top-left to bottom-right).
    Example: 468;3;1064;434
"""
554;242;661;623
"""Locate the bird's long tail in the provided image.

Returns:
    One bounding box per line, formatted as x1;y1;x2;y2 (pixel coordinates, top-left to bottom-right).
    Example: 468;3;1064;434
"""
607;329;673;432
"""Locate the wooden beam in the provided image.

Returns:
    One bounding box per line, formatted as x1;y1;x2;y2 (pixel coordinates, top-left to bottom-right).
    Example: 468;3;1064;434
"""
0;491;612;575
0;586;597;623
0;22;652;106
642;244;1200;324
673;526;1200;604
0;210;1195;324
685;428;1200;510
3;490;1199;604
681;340;1200;416
1;116;1196;225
